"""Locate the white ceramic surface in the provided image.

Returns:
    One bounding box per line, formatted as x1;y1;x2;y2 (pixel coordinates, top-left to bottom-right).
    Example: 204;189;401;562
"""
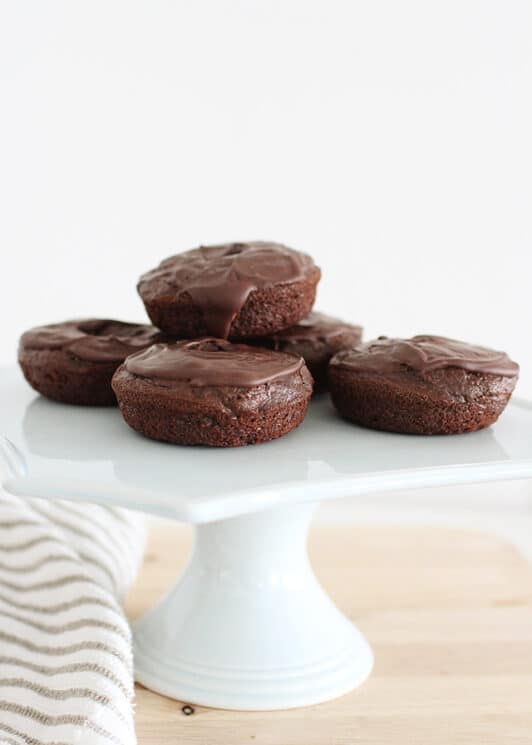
1;366;532;709
2;366;532;524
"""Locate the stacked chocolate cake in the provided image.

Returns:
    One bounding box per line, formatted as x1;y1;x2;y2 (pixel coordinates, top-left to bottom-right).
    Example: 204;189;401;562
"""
18;241;519;445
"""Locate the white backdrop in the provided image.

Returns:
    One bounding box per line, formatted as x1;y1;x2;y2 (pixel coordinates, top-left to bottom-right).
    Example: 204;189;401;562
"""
1;1;531;396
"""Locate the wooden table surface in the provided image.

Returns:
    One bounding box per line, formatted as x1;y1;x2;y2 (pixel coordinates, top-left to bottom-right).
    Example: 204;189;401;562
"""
126;521;532;744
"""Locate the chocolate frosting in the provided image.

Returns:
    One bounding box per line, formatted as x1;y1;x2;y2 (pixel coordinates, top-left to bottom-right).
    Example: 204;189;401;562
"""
20;319;163;363
125;339;305;387
137;242;317;338
268;312;362;351
331;335;519;377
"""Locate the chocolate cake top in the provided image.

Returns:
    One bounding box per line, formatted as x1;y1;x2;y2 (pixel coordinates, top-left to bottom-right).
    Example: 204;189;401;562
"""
330;335;519;377
137;242;317;338
268;312;362;350
124;338;306;387
20;320;163;364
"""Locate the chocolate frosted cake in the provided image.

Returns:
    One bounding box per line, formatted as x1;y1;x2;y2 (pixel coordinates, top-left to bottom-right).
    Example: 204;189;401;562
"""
250;312;362;392
137;242;321;339
19;319;166;406
112;338;313;446
328;335;519;434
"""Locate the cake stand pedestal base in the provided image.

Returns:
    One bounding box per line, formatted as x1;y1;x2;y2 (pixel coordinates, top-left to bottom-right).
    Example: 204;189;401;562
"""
133;502;373;710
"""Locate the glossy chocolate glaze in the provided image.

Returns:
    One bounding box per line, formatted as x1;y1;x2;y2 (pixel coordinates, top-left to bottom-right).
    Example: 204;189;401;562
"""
267;312;362;352
137;242;317;338
125;339;305;387
331;335;519;377
20;319;163;363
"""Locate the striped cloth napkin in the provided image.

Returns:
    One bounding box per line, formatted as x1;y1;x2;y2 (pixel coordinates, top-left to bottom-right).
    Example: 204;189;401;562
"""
0;491;145;745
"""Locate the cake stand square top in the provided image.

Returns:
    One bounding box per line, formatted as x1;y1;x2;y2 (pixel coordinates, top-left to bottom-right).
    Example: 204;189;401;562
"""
1;366;531;524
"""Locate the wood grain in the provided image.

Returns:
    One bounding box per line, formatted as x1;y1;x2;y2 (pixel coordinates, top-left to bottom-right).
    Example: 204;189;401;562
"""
126;523;532;744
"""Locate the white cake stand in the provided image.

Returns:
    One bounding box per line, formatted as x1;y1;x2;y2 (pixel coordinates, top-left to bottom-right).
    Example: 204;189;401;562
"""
1;366;532;710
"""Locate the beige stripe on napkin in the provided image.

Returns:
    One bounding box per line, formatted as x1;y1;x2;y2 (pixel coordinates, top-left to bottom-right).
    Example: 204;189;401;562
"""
0;492;145;745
